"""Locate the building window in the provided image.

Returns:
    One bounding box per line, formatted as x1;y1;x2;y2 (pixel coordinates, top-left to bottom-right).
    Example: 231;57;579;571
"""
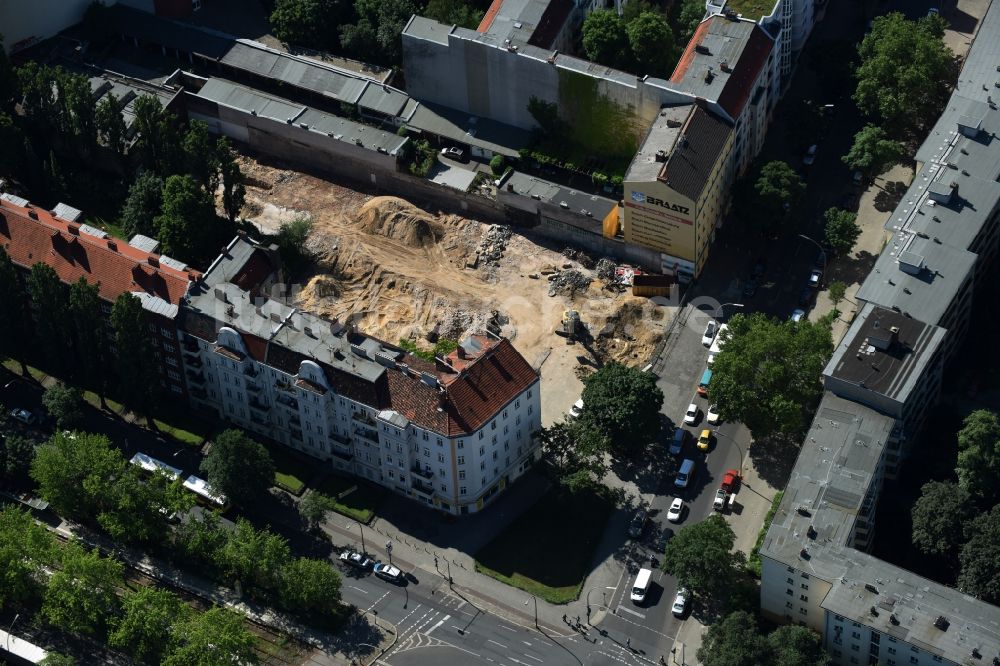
460;487;466;495
422;432;429;441
852;632;861;640
798;608;807;615
388;470;394;479
480;462;485;470
437;437;443;446
458;440;464;449
502;410;507;419
787;578;794;585
799;595;808;602
479;431;484;440
909;659;917;665
163;342;177;353
515;400;520;408
457;456;465;465
480;446;485;455
786;589;793;596
423;448;430;458
801;584;808;590
492;451;498;460
438;453;445;463
851;645;859;652
786;602;793;609
440;484;447;491
887;648;895;655
459;471;465;479
491;421;496;430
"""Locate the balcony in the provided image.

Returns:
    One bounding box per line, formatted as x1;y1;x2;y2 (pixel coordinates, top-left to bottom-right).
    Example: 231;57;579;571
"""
189;387;208;400
411;479;435;499
248;398;270;413
410;465;433;481
276;395;299;410
250;413;270;427
183;354;203;369
243;365;259;378
183;339;200;353
353;426;379;444
186;371;205;386
275;379;295;394
290;427;303;441
246;380;263;394
351;411;376;426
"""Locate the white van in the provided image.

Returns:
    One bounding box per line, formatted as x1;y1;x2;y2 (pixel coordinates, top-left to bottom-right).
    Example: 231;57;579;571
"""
630;567;653;604
707;323;729;365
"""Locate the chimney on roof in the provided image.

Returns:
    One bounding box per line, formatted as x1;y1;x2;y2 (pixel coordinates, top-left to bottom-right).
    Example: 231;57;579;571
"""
889;325;899;346
695;44;710;55
456;345;466;359
107;240;117;251
704;67;714;84
66;224;80;235
27;209;38;220
654;149;668;162
720;61;731;73
148;256;159;268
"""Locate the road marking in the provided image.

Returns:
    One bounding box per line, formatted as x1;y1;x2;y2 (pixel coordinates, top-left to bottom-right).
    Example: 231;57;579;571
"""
364;590;390;613
348;585;368;594
498;624;517;632
617;606;646;619
487;639;508;648
523;654;544;663
426;614;450;636
605;585;617;589
522;641;532;646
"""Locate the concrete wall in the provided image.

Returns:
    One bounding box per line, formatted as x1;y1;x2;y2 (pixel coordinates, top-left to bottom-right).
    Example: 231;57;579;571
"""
0;0;94;53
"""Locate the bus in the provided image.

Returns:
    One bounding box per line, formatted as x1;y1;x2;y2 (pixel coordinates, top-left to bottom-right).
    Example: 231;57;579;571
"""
182;475;229;509
129;452;182;480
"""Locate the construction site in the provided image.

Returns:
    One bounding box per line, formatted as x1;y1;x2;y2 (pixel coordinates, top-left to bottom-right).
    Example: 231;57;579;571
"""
236;155;674;424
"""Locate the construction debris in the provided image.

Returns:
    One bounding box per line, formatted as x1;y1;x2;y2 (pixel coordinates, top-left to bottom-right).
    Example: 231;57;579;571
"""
561;247;595;269
547;269;592;297
477;224;513;266
596;258;617;283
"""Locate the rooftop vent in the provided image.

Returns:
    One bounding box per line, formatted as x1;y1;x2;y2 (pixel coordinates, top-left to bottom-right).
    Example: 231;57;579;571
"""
655;149;668;162
870;606;879;617
559;201;569;209
665;118;683;128
704;68;714;84
934;616;949;631
720;61;731;72
806;525;817;539
799;548;810;560
695;44;711;55
796;506;811;517
897;250;925;275
864;583;879;594
889;614;899;625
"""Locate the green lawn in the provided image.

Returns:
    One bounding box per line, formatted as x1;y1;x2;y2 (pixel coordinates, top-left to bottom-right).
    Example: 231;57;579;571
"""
722;0;777;20
474;484;615;604
748;490;784;578
317;474;386;524
2;360;46;383
269;446;314;495
82;391;125;415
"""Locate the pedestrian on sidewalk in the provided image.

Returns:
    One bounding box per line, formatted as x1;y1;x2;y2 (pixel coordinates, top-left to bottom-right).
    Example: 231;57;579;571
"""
626;637;631;649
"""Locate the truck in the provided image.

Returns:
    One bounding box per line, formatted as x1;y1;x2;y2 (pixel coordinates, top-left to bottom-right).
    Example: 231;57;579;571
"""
697;368;713;397
713;469;741;511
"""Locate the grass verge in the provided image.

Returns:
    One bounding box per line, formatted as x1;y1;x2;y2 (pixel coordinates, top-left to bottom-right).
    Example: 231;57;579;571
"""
474;483;614;604
269;446;313;495
748;490;784;578
317;474;386;524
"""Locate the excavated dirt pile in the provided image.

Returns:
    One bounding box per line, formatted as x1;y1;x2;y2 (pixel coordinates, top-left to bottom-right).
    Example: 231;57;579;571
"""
354;196;443;247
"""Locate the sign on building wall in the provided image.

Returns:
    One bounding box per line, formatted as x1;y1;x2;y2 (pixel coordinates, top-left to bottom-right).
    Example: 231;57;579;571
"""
623;184;697;260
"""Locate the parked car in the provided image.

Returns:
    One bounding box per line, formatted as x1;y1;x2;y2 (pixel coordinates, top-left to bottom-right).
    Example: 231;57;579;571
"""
808;268;823;288
742;277;758;298
339;550;374;570
702;320;718;347
628;507;648;538
440;146;467;162
374;562;404;583
798;286;814;307
803;144;818;166
9;407;38;425
672;587;689;617
669;428;688;456
707;404;721;425
697;429;712;452
653;528;674;552
683;403;700;426
667;497;684;523
569;398;584;418
790;308;806;323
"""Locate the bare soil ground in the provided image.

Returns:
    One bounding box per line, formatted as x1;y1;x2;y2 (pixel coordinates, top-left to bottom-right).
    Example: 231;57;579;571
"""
237;156;669;423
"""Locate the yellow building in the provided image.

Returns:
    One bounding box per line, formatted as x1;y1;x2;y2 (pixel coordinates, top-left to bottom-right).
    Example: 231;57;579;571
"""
623;103;734;282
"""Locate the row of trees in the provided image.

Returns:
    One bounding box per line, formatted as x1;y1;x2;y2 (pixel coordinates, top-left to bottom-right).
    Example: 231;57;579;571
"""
0;248;161;420
698;610;828;666
910;410;1000;602
0;505;260;665
28;428;344;623
582;9;676;77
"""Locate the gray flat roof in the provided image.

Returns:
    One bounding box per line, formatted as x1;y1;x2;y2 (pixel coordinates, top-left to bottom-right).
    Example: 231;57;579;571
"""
481;0;550;44
407;102;531;157
504;171;617;221
824;303;945;403
109;4;232;59
197;78;407;155
403;15;455;45
626;105;694;182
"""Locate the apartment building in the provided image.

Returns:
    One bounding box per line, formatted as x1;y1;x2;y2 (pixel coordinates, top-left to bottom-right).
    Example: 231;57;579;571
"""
178;237;542;515
623;103;734;281
0;194;199;398
760;3;1000;661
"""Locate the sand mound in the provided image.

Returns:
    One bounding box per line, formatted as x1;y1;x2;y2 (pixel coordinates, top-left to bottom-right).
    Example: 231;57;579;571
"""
354;196;440;247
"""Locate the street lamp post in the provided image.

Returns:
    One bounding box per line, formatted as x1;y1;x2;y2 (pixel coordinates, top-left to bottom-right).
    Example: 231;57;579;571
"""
715;302;744;320
712;428;747;471
6;613;20;652
524;594;539;629
798;234;826;274
349;521;367;555
586;586;606;623
385;540;393;565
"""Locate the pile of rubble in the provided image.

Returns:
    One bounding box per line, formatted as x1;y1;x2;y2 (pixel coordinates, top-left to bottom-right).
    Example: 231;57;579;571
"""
477;225;513;266
547;269;592;297
596;258;617;283
561;247;595;269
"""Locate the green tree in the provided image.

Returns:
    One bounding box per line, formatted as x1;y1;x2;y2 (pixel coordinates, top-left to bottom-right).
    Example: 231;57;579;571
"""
44;149;68;203
17;62;62;137
842;124;906;177
0;247;31;374
537;419;609;487
340;0;419;65
911;480;974;558
200;429;276;505
109;587;189;663
278;557;343;618
98;469;179;545
42;384;85;429
697;610;769;666
217;137;246;223
765;625;828;666
675;0;706;41
956;409;1000;503
826;280;846;315
111;293;158;421
582;10;630;70
0;505;56;610
823;207;861;257
958;505;1000;603
270;0;346;50
579;362;663;457
43;541;124;636
174;511;228;569
26;263;72;375
627;12;675;76
2;433;36;481
751;160;806;236
57;71;98;157
182;120;220;191
854;13;954;136
489;154;506;176
31;431;125;518
120;171;165;239
39;654;77;666
275;215;314;276
0;111;24;176
132;95;183;175
663;515;745;597
709;313;832;440
68;277;109;402
298;490;333;530
163;606;259;666
424;0;484;29
155;173;220;260
0;33;18;112
95;92;127;158
216;518;291;591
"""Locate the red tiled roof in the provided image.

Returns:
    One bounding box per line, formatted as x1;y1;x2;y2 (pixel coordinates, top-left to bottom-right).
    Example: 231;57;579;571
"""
477;0;505;32
232;249;275;292
670;20;711;83
0;198;197;310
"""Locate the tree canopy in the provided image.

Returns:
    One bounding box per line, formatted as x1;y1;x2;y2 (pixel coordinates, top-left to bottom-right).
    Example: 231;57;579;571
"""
119;171;164;240
200;429;276;505
278;557;344;618
111;292;158;419
154;173;221;261
698;611;828;666
709;313;832;439
42;541;124;636
842;124;906;176
627;12;675;77
424;0;484;29
854;13;954;136
956;409;1000;503
582;10;631;71
579;362;663;456
752;161;806;236
0;505;56;610
31;431;126;518
0;247;31;373
911;480;974;559
270;0;346;51
162;606;259;666
538;419;609;490
823;207;861;257
109;587;189;663
42;384;85;429
340;0;419;65
217;518;292;591
27;262;72;375
958;504;1000;604
68;277;109;399
662;514;745;597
